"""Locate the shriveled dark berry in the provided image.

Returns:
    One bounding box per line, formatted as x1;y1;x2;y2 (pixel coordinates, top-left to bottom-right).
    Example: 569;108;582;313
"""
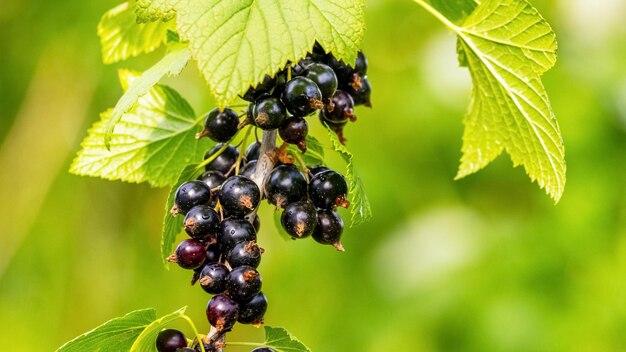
265;164;307;208
281;201;317;239
242;75;276;102
309;170;350;209
312;210;344;251
171;181;212;215
219;176;261;217
204;143;240;174
252;96;287;130
198;108;239;142
344;76;372;107
156;329;187;352
199;263;230;294
219;219;257;253
171;239;207;270
322;90;356;123
245;142;261;162
184;205;220;241
281;77;324;116
239;160;257;180
278;116;308;153
206;294;239;331
227;240;262;268
226;265;262;302
238;291;268;325
303;63;338;99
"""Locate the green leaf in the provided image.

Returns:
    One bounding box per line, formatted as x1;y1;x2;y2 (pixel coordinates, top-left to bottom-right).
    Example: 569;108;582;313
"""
56;308;156;352
287;135;325;167
70;70;210;188
263;326;311;352
416;0;566;202
172;0;366;107
326;128;372;227
103;44;192;148
98;2;175;64
136;0;178;23
161;164;205;265
131;307;192;352
426;0;478;24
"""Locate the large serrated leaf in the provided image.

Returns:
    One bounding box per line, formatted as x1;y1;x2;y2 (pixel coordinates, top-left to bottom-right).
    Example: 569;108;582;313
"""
416;0;566;202
170;0;365;107
56;309;156;352
326;128;372;227
136;0;178;23
70;70;210;188
263;326;311;352
426;0;478;23
98;2;174;64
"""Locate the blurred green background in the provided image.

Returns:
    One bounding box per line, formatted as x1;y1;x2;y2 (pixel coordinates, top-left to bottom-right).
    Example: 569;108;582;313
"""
1;0;625;351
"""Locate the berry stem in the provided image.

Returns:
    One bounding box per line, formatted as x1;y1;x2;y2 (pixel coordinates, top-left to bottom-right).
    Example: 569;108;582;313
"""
250;130;278;195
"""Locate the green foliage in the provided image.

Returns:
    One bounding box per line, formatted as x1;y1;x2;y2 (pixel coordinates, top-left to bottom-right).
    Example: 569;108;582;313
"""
56;308;156;352
70;70;210;188
326;128;372;227
262;326;311;352
172;0;366;107
130;307;198;352
103;44;192;148
416;0;566;201
426;0;478;23
98;2;174;64
136;0;178;23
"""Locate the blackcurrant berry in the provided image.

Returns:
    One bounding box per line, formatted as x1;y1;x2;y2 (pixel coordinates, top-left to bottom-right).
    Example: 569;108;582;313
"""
198;170;226;190
204;143;240;174
242;74;276;102
226;265;262;302
155;329;187;352
281;77;324;116
197;108;239;142
354;51;368;76
278;116;308;153
237;291;268;325
281;201;317;239
265;164;307;208
184;205;220;241
219;176;261;217
239;160;257;180
245;141;261;162
219;219;257;253
322;90;356;123
309;170;350;209
251;348;277;352
308;165;330;177
291;57;314;76
206;293;239;331
303;63;338;99
252;96;287;130
171;181;212;215
170;239;207;270
227;240;262;268
312;210;345;251
199;262;230;294
344;76;372;107
205;243;221;263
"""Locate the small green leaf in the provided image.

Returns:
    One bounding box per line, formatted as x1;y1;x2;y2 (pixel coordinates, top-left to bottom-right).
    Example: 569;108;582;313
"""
98;2;174;64
136;0;178;23
103;45;192;148
70;70;210;188
325;128;372;227
416;0;566;202
56;308;156;352
131;307;190;352
162;164;205;265
263;326;311;352
287;135;325;167
173;0;366;107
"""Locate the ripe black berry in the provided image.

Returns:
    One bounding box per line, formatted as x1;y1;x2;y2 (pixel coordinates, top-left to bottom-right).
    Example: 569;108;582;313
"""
199;262;230;294
281;77;324;116
281;201;317;239
303;63;338;99
184;205;220;241
312;210;345;251
204;144;240;174
219;176;261;217
251;96;287;130
309;170;350;209
219;219;257;253
205;243;221;263
279;116;308;153
344;76;372;107
242;75;276;102
265;164;307;208
245;141;261;162
226;265;262;302
322;90;356;123
171;181;212;215
197;108;239;142
239;160;257;180
155;329;187;352
227;240;262;268
198;170;226;190
171;239;207;270
308;165;330;176
206;293;239;331
354;51;368;76
237;291;268;325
